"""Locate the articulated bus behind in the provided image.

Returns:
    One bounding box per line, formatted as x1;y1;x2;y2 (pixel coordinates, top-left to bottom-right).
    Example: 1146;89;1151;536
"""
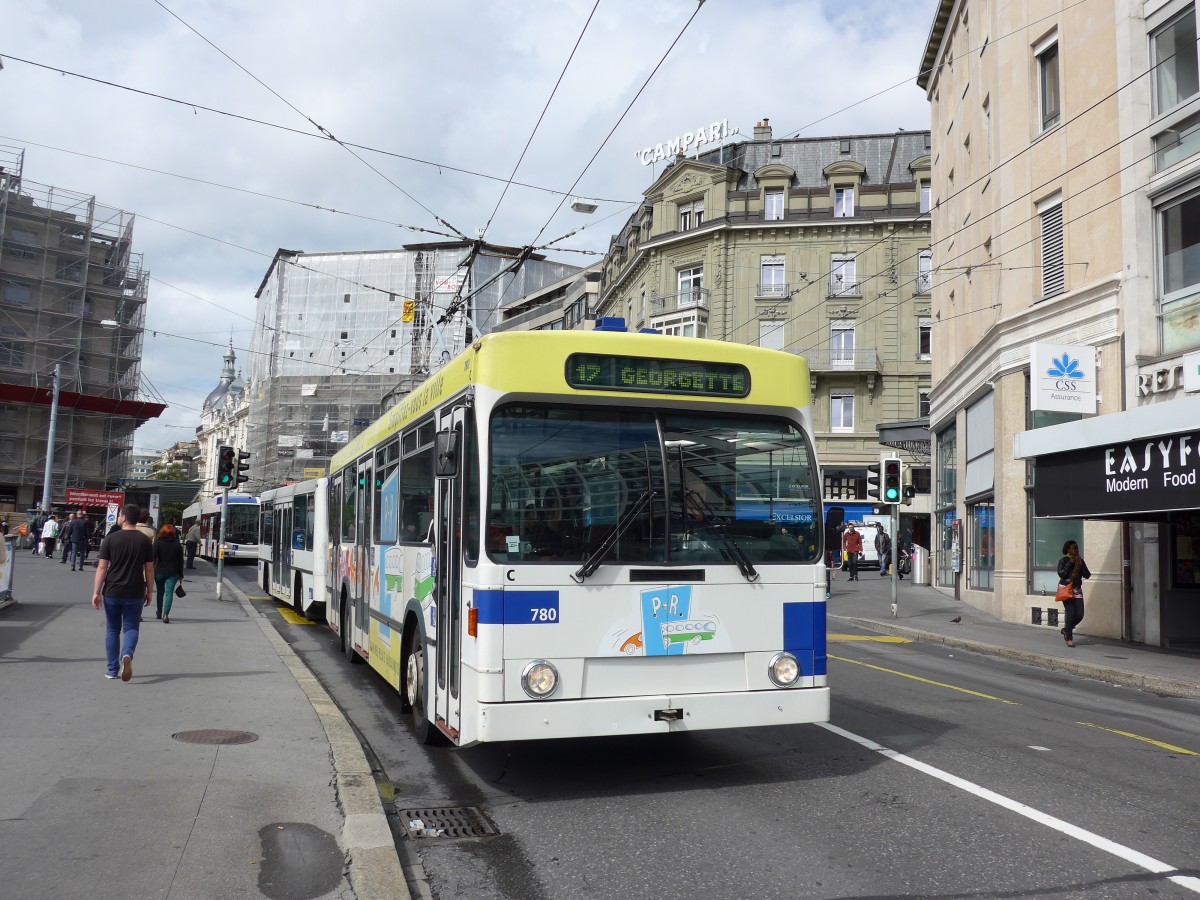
181;494;260;562
259;479;328;619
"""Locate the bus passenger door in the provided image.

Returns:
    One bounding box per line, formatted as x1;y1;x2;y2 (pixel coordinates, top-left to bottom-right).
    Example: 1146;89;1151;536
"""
354;459;374;656
278;503;292;596
433;407;466;737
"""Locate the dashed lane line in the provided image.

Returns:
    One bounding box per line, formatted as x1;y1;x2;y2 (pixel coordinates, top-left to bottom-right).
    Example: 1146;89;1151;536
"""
1076;721;1198;756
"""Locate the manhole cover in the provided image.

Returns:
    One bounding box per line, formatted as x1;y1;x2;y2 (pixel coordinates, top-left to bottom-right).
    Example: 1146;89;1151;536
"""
172;729;259;745
398;806;498;840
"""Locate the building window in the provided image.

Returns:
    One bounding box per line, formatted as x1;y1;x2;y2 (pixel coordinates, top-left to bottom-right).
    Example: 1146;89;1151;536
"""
1038;40;1061;131
1155;111;1200;170
830;255;857;295
1039;198;1064;298
830;320;855;367
655;312;707;338
1;277;33;306
679;199;705;231
765;189;785;221
830;393;854;432
759;319;785;351
969;500;995;590
0;327;26;369
760;256;786;296
918;317;932;359
1159;189;1200;353
824;473;858;500
10;228;38;245
1030;516;1083;595
918;388;931;418
1153;9;1199;116
917;251;933;294
678;265;703;300
834;186;855;218
919;182;932;214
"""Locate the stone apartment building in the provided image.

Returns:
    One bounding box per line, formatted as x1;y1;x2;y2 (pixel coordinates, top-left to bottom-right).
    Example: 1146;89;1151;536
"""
920;0;1200;649
594;121;935;542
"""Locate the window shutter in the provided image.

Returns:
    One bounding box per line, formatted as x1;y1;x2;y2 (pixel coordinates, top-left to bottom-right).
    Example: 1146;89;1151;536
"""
1040;204;1064;298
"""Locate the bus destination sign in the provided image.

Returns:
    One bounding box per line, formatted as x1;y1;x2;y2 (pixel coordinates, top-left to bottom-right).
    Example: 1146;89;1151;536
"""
566;353;750;398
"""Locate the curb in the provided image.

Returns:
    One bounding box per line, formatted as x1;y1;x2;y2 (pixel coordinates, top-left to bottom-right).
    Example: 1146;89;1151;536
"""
224;580;411;900
829;614;1200;701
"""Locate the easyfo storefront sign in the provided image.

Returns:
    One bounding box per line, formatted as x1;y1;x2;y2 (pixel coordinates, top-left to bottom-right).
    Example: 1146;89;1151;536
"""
1033;428;1200;518
635;119;740;165
1031;342;1096;414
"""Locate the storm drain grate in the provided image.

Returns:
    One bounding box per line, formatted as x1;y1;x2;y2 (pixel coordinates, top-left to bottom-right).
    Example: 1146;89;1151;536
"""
398;806;498;840
172;729;259;745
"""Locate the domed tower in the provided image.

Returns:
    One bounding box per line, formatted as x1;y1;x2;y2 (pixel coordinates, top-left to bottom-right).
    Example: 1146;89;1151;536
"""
203;340;237;413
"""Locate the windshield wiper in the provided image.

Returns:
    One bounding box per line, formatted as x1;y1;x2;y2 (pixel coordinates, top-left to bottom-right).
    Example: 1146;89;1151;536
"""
571;489;656;583
685;489;759;583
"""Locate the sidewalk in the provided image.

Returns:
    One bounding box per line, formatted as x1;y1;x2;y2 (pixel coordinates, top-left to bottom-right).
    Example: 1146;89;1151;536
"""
827;566;1200;701
0;550;407;900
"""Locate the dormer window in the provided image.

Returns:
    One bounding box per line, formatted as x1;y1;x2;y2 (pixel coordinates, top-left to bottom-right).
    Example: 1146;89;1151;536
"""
679;199;705;231
834;186;855;218
765;189;785;221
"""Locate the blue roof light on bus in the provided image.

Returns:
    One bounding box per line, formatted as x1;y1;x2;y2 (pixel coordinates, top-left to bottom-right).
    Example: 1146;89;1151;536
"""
594;317;628;332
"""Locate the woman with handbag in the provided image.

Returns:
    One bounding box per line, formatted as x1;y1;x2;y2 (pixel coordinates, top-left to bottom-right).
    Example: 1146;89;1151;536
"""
1056;540;1090;647
153;524;185;623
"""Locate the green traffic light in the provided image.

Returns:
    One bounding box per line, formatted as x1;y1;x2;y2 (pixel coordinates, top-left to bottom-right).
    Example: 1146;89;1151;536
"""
885;487;900;502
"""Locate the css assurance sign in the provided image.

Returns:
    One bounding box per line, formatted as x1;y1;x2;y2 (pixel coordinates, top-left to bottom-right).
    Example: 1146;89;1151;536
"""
1031;342;1096;414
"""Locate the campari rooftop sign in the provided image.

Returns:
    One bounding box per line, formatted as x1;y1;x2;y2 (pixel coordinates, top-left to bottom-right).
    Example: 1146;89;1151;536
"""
635;119;740;166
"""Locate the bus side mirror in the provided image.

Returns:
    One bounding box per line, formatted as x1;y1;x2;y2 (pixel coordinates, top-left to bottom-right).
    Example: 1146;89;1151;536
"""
435;430;459;478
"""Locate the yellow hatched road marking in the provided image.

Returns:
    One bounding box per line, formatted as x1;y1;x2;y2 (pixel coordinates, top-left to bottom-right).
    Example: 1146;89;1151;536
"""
1077;722;1198;756
828;633;912;643
277;608;316;625
829;654;1018;704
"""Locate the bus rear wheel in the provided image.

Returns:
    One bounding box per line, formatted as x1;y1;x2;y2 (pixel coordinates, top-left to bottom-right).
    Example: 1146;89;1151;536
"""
293;574;304;617
340;593;361;664
405;640;437;744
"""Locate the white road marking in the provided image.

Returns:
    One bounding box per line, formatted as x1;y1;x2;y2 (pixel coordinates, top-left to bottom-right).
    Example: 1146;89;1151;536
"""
1028;745;1052;752
819;721;1200;895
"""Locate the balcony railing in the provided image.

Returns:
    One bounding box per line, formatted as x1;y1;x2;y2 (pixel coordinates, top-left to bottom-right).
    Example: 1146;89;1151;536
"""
828;275;859;297
651;287;709;315
794;348;882;372
757;282;789;298
916;272;932;294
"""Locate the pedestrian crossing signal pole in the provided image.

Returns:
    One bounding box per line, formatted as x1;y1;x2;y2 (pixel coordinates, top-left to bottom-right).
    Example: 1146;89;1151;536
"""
214;445;235;601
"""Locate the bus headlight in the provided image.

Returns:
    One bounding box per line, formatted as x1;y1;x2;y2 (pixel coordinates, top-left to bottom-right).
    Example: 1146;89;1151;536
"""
521;660;559;699
768;651;801;688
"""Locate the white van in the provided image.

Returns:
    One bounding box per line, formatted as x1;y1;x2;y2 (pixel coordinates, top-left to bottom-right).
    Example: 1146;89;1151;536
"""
845;515;892;569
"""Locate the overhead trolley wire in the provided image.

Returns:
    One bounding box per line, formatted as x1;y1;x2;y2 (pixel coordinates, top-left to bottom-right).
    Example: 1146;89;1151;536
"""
0;55;639;205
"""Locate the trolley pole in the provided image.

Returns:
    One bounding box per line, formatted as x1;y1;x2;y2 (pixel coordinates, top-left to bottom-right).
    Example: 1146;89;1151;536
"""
215;486;229;601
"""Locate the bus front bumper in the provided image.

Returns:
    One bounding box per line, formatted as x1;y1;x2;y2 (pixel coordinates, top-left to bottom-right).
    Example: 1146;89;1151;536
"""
475;687;830;743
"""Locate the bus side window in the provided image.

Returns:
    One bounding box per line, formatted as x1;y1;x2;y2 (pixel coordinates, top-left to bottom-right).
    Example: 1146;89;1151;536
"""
401;431;434;543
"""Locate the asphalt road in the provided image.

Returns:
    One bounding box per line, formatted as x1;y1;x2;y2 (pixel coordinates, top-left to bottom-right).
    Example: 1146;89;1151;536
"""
228;567;1200;900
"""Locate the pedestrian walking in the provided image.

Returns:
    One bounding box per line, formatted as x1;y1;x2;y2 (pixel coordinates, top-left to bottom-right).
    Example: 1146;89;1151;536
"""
184;522;200;569
40;514;59;559
30;512;45;554
875;525;892;576
64;510;92;571
153;523;184;622
135;508;157;545
92;503;154;682
59;512;75;563
1056;540;1091;648
842;523;863;581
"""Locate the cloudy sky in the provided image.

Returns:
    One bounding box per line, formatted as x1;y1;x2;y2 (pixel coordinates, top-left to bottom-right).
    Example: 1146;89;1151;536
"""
2;0;938;454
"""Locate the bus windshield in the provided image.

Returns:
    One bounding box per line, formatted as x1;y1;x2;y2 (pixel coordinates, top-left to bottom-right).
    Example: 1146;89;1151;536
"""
224;505;260;545
488;404;821;565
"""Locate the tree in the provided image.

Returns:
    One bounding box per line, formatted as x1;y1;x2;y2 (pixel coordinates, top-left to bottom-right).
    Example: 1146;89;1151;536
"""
150;462;190;481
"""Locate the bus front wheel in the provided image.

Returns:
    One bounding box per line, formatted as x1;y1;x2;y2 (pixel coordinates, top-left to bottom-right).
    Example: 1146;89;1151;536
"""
293;574;304;616
340;593;361;664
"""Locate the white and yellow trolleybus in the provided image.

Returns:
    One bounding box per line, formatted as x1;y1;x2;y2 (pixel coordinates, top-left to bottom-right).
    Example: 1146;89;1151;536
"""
181;493;260;562
326;325;828;746
259;479;328;618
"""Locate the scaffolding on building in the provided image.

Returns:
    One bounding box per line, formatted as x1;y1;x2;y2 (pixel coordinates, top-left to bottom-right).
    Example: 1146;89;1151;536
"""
0;145;164;511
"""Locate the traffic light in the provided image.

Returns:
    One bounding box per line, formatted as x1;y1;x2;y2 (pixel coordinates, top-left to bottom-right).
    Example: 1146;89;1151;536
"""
865;462;882;503
883;456;903;505
902;484;916;507
216;445;235;487
236;450;251;487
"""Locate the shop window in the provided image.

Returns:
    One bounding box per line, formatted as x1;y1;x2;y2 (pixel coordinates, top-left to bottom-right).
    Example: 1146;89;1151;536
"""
969;500;995;590
1171;514;1200;587
936;425;957;588
1031;516;1083;595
